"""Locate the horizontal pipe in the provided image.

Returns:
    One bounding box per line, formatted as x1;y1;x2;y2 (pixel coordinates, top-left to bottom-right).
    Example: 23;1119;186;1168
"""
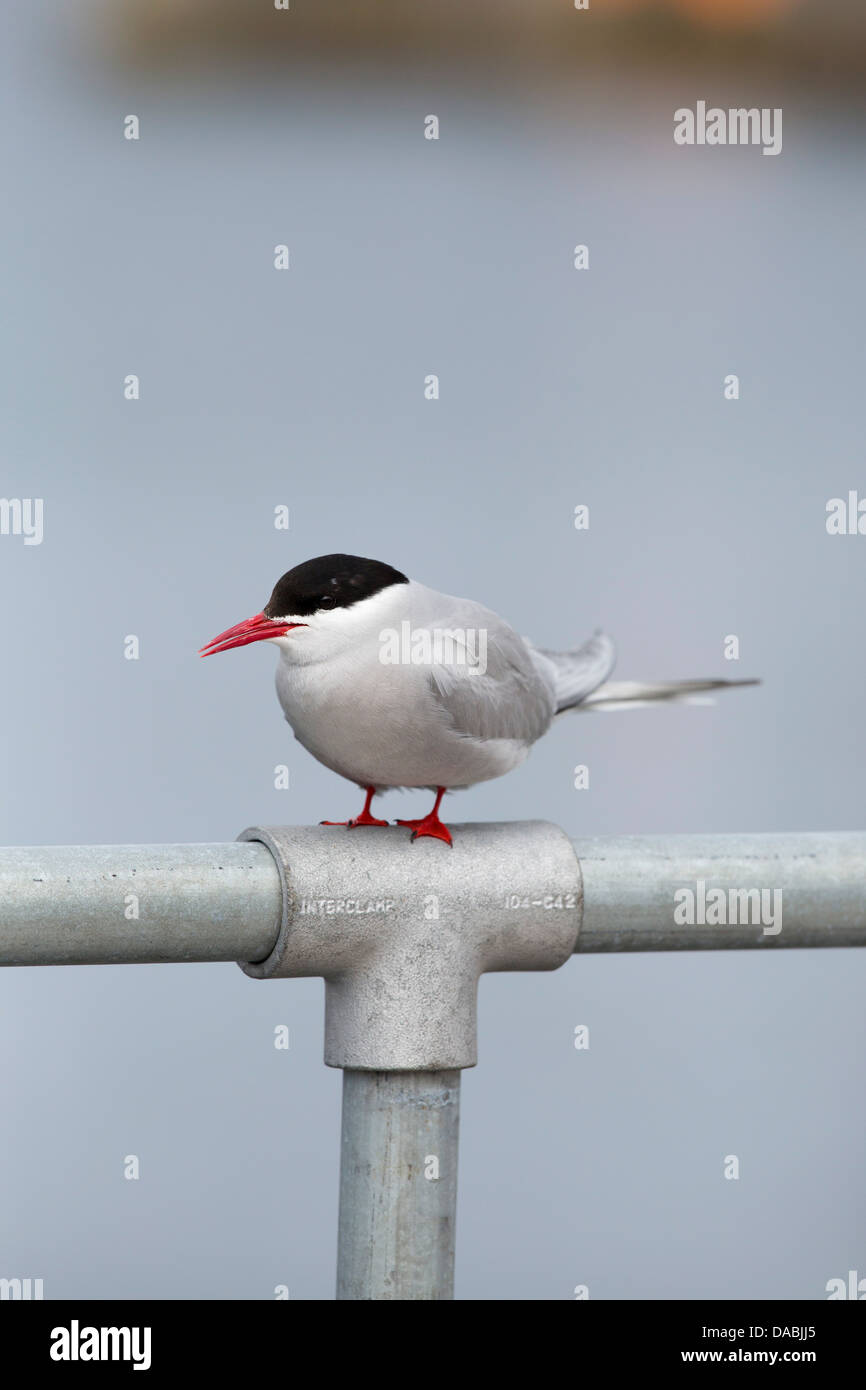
0;830;864;967
0;843;282;965
573;832;866;952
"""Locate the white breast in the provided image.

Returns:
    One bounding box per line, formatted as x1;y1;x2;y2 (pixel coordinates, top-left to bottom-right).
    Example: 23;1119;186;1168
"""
274;646;529;790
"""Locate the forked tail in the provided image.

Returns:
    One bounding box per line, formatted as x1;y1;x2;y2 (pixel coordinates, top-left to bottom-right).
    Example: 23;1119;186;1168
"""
571;676;760;713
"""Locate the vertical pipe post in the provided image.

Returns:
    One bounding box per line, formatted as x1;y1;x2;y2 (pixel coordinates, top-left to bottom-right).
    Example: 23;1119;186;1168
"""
336;1069;461;1301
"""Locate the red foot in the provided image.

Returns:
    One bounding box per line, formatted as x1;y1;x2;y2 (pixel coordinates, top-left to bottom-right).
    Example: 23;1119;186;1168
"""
395;814;453;845
321;786;388;829
395;788;452;845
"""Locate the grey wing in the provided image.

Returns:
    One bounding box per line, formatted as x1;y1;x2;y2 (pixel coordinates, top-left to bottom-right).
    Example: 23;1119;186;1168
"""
425;604;557;744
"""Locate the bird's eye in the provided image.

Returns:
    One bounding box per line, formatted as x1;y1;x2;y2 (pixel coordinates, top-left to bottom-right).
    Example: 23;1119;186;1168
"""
319;595;337;609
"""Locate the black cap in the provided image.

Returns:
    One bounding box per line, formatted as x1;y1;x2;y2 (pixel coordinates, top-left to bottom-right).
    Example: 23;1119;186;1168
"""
264;554;409;618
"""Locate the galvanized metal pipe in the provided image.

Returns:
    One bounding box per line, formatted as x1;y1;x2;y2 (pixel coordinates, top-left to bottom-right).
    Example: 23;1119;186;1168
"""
0;842;282;966
0;826;863;1305
573;832;866;952
336;1069;460;1301
239;822;580;1070
1;830;865;968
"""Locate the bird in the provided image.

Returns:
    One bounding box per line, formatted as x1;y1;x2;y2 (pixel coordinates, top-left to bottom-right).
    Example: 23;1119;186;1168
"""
199;553;758;845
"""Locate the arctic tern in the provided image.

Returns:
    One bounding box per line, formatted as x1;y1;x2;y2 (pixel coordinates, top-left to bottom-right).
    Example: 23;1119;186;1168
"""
200;553;757;844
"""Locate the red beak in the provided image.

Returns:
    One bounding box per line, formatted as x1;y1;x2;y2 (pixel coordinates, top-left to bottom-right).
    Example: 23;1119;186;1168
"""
198;612;305;657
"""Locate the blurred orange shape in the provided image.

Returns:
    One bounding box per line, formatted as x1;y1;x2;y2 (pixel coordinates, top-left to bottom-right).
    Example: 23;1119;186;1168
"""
602;0;796;26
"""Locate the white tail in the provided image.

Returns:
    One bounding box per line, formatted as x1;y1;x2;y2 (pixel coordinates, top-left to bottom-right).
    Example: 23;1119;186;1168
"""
571;677;760;713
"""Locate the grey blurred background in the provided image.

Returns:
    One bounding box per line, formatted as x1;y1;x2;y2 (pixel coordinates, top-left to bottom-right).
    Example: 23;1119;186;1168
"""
1;0;864;1299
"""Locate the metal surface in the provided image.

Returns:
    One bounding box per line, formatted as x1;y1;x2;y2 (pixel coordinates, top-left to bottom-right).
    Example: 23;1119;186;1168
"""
0;842;281;966
2;829;864;969
574;832;866;952
0;824;863;1304
239;821;581;1070
336;1070;460;1301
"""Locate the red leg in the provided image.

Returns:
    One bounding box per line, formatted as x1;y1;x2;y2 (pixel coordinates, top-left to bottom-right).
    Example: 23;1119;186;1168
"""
396;787;452;845
321;786;389;828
